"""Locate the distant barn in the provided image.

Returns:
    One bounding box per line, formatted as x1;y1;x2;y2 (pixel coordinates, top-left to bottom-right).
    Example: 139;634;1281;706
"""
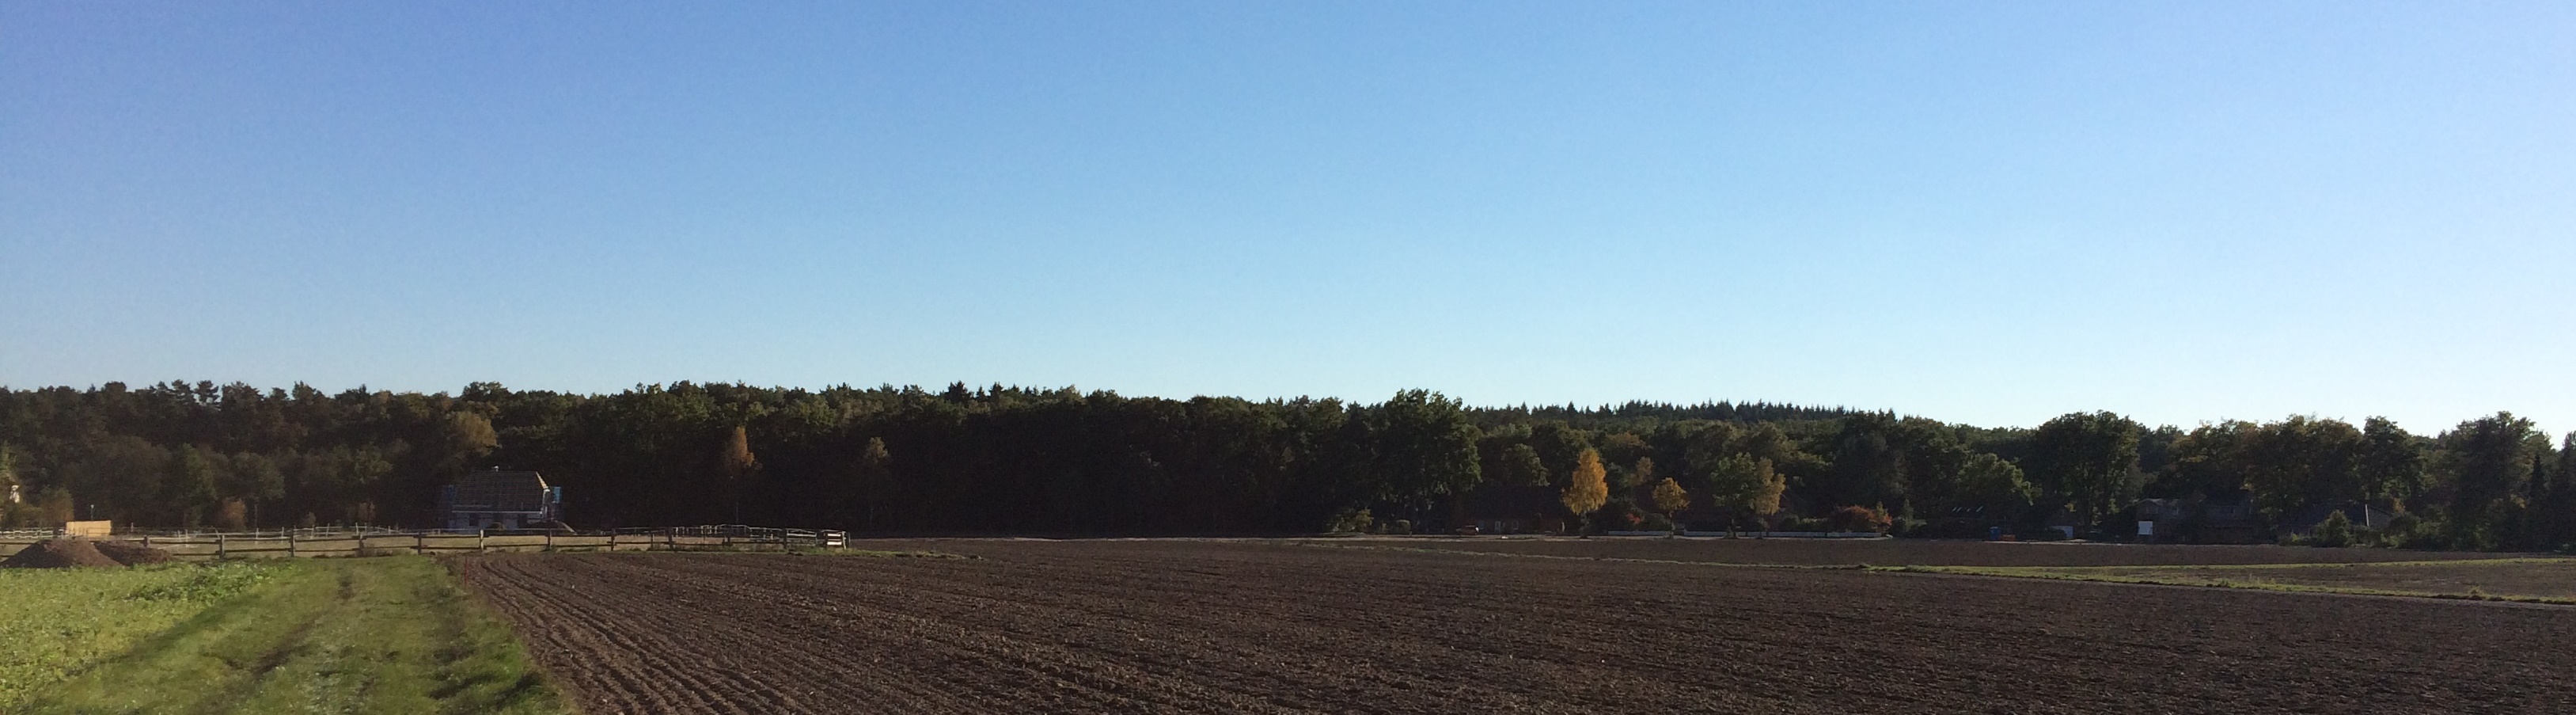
439;470;561;531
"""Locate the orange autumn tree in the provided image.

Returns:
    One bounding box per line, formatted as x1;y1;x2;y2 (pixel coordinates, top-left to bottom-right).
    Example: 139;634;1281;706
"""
719;424;761;523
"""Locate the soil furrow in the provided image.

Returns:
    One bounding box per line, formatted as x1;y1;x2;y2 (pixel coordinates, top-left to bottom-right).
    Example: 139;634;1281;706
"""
457;542;2576;714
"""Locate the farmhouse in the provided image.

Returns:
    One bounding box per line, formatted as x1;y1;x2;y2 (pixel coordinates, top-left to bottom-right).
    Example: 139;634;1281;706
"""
438;469;560;531
2133;490;2265;544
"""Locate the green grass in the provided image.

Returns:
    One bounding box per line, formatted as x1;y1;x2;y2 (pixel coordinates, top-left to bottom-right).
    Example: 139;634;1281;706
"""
0;561;279;709
1875;560;2576;606
16;557;572;715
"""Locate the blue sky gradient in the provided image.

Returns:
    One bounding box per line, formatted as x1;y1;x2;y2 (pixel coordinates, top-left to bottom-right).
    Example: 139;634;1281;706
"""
5;2;2571;435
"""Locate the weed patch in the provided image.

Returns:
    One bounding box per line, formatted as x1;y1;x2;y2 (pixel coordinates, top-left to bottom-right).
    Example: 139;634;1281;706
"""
20;557;572;714
0;561;279;709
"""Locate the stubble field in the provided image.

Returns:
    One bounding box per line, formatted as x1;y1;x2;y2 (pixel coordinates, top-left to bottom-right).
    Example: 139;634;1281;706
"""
458;539;2576;714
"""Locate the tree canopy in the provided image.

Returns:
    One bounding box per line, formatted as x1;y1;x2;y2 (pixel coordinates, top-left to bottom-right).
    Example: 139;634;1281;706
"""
0;381;2564;549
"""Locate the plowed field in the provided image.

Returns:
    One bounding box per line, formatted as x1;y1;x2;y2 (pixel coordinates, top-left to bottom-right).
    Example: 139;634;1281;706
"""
459;541;2576;714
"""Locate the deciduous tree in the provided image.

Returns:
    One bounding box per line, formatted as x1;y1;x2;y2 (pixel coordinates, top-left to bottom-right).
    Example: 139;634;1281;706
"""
1561;448;1608;535
1650;477;1689;529
2433;413;2545;549
719;424;761;523
1704;453;1784;536
2026;412;2142;532
2358;417;2428;505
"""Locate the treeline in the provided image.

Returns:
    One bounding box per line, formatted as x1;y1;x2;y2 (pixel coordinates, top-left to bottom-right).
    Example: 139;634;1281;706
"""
0;381;2569;550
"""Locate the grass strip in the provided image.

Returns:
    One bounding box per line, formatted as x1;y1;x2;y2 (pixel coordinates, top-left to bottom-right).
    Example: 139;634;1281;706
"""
1873;565;2576;606
1943;557;2571;571
1295;540;2574;605
0;562;279;709
22;557;573;715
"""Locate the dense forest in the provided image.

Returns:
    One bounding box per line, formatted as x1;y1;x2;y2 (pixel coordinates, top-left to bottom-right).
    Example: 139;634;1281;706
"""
1;381;2570;550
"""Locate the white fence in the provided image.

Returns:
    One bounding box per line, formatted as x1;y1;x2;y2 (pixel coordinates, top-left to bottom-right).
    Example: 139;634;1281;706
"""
1603;530;1889;538
0;525;848;561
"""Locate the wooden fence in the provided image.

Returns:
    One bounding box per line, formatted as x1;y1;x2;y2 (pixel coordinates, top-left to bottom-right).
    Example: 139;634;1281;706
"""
0;526;847;562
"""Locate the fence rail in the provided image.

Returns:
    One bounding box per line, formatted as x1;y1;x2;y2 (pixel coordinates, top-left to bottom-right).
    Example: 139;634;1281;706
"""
0;525;848;561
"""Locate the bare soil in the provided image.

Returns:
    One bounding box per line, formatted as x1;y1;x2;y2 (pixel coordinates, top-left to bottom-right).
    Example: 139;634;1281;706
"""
459;540;2576;714
0;539;123;569
89;541;174;566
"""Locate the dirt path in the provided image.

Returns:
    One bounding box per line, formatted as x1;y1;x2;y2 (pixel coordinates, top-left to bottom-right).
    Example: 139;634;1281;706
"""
460;542;2576;714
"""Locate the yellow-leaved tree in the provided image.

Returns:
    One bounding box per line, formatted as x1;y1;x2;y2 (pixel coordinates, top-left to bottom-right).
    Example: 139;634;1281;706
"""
1651;477;1690;533
1560;448;1608;536
719;425;761;523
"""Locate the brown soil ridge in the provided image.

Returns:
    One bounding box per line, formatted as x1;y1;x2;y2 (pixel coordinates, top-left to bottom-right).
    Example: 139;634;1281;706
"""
0;538;126;569
91;540;174;565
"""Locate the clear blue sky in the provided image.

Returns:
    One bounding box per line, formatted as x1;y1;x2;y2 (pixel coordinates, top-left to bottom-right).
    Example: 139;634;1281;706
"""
5;2;2571;436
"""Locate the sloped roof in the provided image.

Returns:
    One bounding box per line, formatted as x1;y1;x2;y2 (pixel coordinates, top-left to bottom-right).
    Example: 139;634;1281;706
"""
450;470;549;512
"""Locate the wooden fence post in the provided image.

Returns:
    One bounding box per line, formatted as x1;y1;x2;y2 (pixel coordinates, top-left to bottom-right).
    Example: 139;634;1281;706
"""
216;533;226;560
287;534;297;558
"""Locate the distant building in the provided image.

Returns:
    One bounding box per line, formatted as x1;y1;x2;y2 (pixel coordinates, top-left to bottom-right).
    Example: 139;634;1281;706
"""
2134;490;2266;544
438;470;561;531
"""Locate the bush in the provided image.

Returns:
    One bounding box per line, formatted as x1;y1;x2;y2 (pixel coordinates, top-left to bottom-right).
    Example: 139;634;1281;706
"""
2384;513;2453;550
1913;519;1998;539
1823;505;1894;534
1636;512;1675;533
2312;510;2354;548
1592;500;1640;533
1324;508;1371;534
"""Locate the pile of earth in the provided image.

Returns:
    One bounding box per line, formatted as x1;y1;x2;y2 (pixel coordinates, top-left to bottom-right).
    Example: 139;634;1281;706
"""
0;538;172;569
93;540;175;565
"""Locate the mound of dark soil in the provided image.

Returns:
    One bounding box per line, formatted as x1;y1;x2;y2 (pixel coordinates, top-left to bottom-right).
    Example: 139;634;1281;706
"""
0;538;126;569
92;540;174;566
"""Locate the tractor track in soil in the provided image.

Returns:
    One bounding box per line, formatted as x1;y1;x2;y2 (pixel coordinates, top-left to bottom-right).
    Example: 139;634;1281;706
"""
457;541;2576;714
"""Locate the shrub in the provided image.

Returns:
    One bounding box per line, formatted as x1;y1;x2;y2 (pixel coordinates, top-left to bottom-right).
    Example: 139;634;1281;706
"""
1324;508;1372;534
2312;510;2354;548
1636;512;1675;533
1583;500;1640;534
1823;505;1893;534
